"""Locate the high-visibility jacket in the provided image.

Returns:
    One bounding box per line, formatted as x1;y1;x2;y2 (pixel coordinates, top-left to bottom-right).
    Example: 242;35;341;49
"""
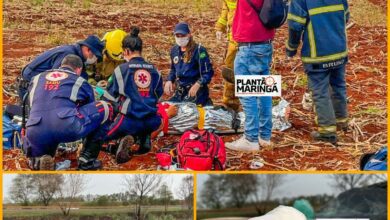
215;0;237;41
286;0;350;70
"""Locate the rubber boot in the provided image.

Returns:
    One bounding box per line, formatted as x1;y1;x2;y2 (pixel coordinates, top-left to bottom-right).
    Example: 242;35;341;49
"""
310;131;337;144
78;138;103;170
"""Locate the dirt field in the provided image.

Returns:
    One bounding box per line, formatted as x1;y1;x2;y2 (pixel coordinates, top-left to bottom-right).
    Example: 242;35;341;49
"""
2;0;387;171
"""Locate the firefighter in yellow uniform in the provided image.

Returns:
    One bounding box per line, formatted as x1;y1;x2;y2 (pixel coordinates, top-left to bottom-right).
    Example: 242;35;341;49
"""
87;29;127;85
215;0;240;111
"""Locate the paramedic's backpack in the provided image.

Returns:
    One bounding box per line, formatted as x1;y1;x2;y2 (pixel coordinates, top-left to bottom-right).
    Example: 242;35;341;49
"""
360;147;387;171
3;115;22;149
177;129;226;170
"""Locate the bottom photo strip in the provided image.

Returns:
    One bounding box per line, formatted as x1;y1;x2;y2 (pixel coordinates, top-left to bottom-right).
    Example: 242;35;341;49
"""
2;173;388;220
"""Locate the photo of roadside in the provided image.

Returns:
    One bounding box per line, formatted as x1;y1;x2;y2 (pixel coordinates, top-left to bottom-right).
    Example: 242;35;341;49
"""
2;173;194;220
2;0;387;171
196;174;387;220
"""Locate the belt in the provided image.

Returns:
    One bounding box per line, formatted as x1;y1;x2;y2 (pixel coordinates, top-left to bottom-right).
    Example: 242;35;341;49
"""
238;40;272;47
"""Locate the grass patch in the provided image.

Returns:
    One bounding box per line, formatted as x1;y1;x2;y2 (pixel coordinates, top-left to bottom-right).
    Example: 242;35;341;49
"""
356;106;385;116
350;0;386;26
4;206;187;218
40;31;76;46
197;209;259;219
296;74;308;88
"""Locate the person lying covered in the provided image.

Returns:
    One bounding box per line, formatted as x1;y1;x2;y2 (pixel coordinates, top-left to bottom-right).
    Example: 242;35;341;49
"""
164;22;214;106
23;54;113;170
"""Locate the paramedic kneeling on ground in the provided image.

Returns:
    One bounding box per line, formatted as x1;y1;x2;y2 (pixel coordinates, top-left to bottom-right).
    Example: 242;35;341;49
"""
24;55;113;170
80;27;164;165
164;22;214;106
18;35;104;102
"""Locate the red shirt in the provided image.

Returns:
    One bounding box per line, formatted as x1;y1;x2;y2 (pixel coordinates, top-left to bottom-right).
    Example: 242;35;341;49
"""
232;0;275;43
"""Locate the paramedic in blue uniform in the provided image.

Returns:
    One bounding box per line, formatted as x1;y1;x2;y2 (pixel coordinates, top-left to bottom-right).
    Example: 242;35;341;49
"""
82;26;164;164
164;22;214;106
23;55;113;170
286;0;350;144
18;35;105;102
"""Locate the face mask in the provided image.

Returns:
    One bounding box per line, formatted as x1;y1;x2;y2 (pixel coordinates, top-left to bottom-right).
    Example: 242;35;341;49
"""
175;37;190;47
85;55;98;65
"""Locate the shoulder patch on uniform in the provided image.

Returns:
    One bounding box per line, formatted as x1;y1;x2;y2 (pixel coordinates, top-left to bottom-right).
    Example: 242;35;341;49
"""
173;56;179;64
45;71;69;81
134;69;152;89
199;52;207;59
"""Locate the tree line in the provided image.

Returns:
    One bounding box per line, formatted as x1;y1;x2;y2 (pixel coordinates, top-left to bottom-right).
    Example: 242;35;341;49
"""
7;174;193;220
198;174;386;215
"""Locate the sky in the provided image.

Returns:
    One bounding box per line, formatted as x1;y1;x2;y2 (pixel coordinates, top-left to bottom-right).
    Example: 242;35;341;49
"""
196;174;386;200
3;173;190;201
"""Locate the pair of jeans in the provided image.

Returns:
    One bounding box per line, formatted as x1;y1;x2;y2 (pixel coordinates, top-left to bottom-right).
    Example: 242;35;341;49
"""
234;43;273;142
306;65;348;131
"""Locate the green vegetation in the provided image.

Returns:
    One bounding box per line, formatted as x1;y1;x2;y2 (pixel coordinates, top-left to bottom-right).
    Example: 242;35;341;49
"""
357;106;385;116
4;206;188;219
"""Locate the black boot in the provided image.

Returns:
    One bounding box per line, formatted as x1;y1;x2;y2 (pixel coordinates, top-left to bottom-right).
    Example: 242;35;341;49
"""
116;135;134;164
135;134;152;155
310;131;337;144
78;138;103;170
336;121;348;132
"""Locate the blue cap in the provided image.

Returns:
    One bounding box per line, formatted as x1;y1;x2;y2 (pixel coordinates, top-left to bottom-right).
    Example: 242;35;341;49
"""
79;35;105;62
174;22;190;35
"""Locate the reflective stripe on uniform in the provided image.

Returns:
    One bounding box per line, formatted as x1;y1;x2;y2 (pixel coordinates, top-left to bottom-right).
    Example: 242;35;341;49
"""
102;90;117;102
217;17;228;26
336;118;348;123
302;51;348;63
307;21;317;58
100;101;110;124
29;75;41;106
70;77;85;102
226;0;236;9
120;98;131;115
318;125;337;133
309;4;344;16
287;13;306;24
304;4;347;62
114;67;125;95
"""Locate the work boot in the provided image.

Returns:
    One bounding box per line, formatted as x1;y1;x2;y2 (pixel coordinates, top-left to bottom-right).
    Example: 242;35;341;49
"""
78;137;103;170
29;155;55;170
336;121;349;132
116;135;134;164
78;158;102;170
135;134;152;155
310;131;337;144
